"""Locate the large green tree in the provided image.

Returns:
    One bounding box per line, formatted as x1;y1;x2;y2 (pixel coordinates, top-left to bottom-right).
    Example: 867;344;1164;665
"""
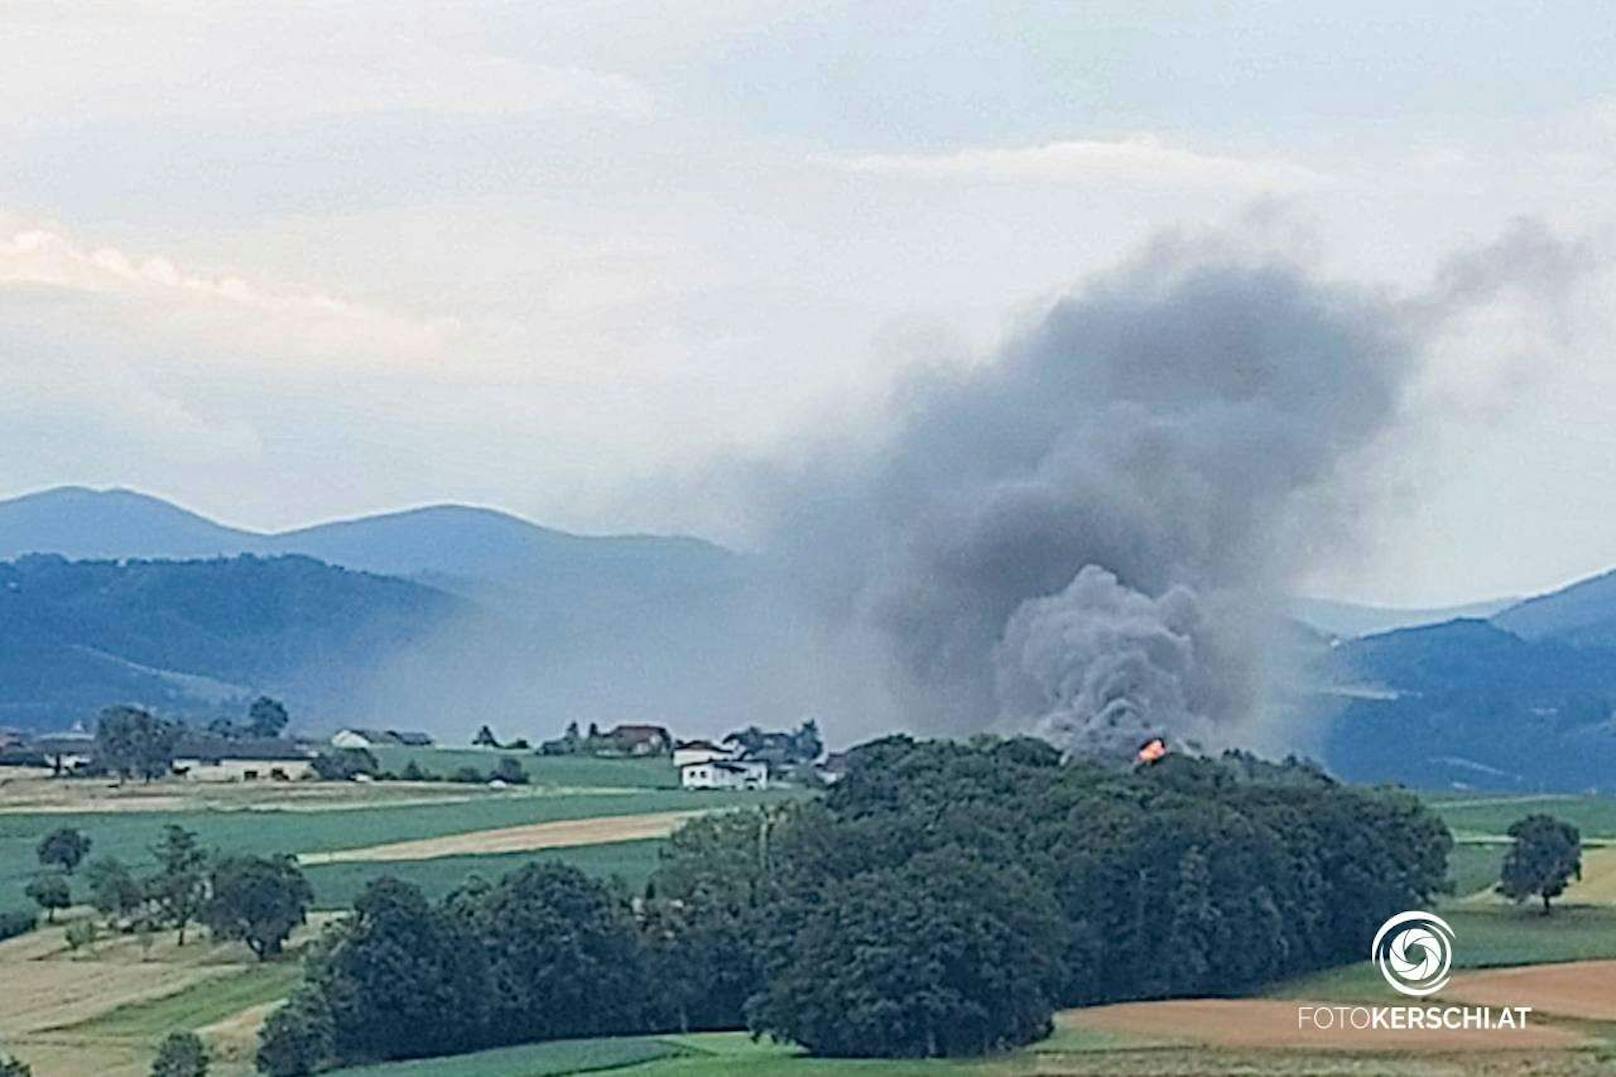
149;825;208;945
749;848;1065;1057
255;990;333;1077
25;873;70;923
246;697;290;739
94;705;180;783
1498;814;1582;914
37;827;92;874
86;856;146;924
316;878;488;1062
204;855;312;959
151;1031;209;1077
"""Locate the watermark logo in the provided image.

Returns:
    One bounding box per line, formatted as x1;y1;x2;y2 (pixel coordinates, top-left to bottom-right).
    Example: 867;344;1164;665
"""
1372;910;1454;997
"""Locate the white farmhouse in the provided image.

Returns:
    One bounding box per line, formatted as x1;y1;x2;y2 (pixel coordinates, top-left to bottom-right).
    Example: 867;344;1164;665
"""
680;758;768;790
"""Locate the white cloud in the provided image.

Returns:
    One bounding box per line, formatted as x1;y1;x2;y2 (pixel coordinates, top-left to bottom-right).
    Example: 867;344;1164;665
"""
0;224;450;366
827;136;1326;191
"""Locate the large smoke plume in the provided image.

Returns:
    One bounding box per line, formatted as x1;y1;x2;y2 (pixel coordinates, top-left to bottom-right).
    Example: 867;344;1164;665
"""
767;239;1414;756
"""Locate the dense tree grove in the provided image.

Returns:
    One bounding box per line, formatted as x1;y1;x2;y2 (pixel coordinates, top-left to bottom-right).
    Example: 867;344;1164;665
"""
259;737;1452;1070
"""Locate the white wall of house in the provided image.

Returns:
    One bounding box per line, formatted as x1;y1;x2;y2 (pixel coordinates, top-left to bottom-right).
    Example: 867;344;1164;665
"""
680;759;768;790
331;730;373;749
174;758;315;782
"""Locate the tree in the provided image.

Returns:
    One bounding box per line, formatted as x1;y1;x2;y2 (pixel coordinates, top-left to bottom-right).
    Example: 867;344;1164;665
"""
247;697;290;739
492;757;529;785
748;849;1065;1057
468;864;648;1045
64;918;97;956
472;724;500;748
256;990;333;1077
86;857;146;923
25;873;70;923
317;878;489;1062
0;1055;31;1077
310;748;378;781
1498;814;1583;914
791;719;824;764
37;827;92;874
204;855;312;959
151;1031;209;1077
149;825;208;944
94;705;180;783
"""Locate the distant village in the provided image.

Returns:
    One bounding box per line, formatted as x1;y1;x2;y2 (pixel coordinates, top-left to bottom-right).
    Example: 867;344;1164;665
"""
0;707;844;790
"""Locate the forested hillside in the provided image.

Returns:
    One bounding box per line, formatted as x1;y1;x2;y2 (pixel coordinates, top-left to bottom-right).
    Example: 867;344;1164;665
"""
0;554;465;728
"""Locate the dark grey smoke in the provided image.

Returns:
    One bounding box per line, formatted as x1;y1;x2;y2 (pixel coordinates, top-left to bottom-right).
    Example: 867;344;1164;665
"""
765;241;1414;755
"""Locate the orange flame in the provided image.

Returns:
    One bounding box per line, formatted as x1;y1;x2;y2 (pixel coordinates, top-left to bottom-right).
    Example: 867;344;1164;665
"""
1136;737;1167;765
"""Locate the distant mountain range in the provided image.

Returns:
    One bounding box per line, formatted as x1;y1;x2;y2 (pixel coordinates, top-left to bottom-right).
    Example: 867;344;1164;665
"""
0;488;786;738
0;486;738;599
10;486;1616;792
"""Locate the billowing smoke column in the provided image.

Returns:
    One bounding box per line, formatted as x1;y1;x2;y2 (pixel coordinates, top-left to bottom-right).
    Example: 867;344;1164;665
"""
772;241;1413;756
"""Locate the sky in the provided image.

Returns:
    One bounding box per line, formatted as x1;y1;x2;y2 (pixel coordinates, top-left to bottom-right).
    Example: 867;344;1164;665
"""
3;1;1616;607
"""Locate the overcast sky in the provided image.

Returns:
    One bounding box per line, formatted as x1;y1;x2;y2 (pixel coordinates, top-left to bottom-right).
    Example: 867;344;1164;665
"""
4;1;1616;607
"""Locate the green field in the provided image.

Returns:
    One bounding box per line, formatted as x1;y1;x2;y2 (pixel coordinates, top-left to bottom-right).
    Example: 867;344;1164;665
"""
329;1036;686;1076
1428;792;1616;841
62;960;305;1039
1446;842;1508;896
0;785;799;914
303;839;666;908
368;748;680;790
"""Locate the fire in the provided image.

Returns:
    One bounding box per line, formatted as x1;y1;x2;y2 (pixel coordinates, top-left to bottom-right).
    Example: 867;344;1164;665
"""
1136;737;1168;765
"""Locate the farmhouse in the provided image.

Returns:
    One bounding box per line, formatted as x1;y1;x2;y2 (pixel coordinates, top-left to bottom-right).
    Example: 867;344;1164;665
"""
680;758;768;790
331;728;435;749
817;750;851;784
173;736;317;782
673;738;732;768
605;724;672;756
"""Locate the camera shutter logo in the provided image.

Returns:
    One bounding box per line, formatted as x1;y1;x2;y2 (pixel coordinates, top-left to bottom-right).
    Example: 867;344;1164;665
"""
1372;910;1454;997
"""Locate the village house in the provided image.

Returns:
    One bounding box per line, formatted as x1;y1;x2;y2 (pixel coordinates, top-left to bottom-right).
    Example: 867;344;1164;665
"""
605;724;672;756
331;728;435;749
816;750;851;784
672;738;732;768
680;757;769;790
172;736;317;782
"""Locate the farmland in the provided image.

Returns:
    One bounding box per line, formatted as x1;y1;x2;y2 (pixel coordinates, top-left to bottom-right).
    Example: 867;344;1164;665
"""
0;756;800;914
0;747;797;1075
3;769;1615;1075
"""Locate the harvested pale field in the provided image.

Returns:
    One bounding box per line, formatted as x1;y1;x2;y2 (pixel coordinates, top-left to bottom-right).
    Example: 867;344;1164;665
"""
1064;999;1588;1052
0;922;237;1036
199;1000;283;1069
299;809;706;864
0;772;606;814
1446;959;1616;1021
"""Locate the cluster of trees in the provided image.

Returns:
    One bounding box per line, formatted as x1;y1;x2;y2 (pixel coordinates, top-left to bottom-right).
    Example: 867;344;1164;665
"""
208;696;291;740
95;705;183;782
471;724;530;750
30;823;312;961
721;720;822;766
308;748;528;785
89;697;294;784
257;737;1452;1071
